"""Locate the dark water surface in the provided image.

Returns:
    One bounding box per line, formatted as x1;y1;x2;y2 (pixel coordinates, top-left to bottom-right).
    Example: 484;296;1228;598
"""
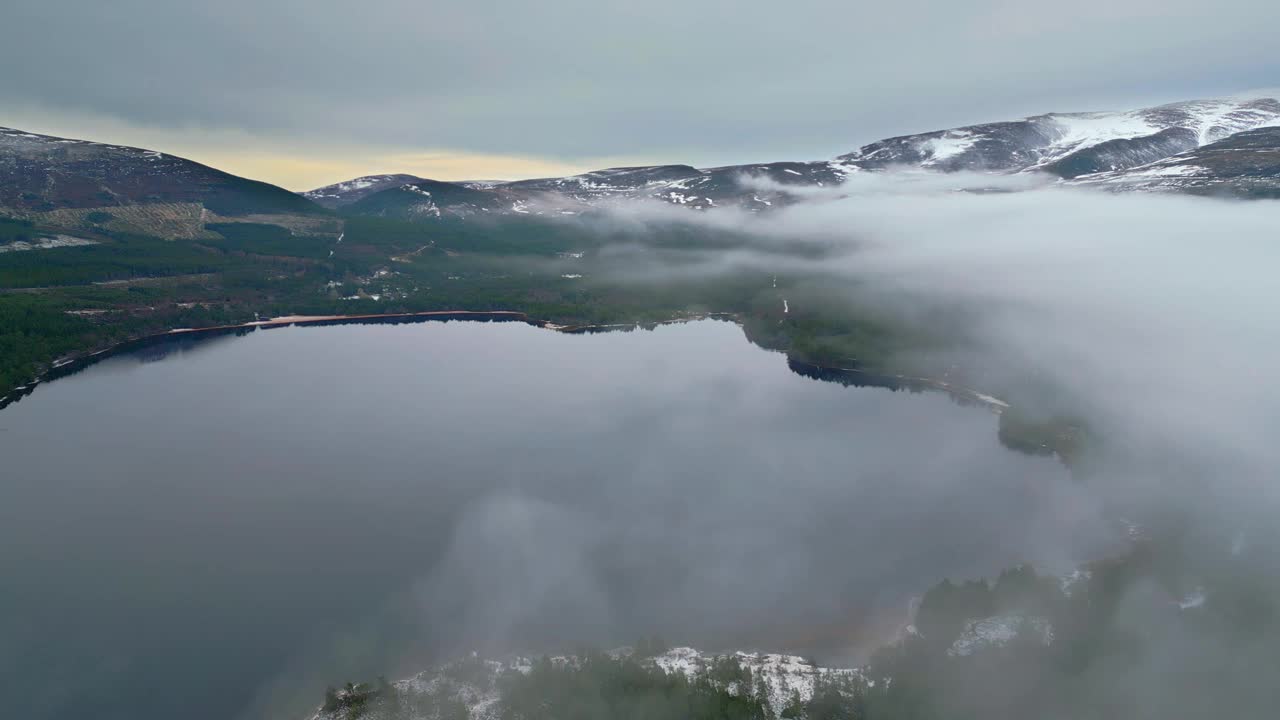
0;320;1113;720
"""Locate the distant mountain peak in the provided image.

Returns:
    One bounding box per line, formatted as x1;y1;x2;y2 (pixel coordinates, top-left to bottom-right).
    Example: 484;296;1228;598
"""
838;95;1280;178
302;173;427;208
8;94;1276;236
0;125;325;220
304;94;1278;222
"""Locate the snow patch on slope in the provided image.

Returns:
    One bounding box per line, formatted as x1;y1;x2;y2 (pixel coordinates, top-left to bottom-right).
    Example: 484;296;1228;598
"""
947;615;1054;657
0;235;98;253
309;647;867;720
654;647;866;713
921;131;980;163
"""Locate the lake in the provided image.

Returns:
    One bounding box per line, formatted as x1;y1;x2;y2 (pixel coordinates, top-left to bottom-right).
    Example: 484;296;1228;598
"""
0;319;1116;720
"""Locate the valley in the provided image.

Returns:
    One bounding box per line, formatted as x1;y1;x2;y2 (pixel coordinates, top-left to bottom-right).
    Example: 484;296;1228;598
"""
2;89;1279;720
8;92;1278;445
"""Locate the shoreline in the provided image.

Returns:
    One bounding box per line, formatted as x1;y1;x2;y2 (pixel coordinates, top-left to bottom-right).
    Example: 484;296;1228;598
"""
786;358;1010;414
0;310;1008;414
0;310;728;411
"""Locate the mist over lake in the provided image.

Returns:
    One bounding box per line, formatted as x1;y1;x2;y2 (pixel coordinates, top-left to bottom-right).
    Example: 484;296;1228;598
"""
0;319;1118;720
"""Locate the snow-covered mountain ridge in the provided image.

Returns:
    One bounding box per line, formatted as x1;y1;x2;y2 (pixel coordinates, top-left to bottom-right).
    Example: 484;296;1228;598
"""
305;94;1280;219
841;95;1280;176
4;94;1276;238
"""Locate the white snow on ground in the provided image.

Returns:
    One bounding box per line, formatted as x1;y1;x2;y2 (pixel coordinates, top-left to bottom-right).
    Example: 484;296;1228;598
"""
665;191;707;205
948;615;1054;657
1072;158;1214;190
1044;112;1158;151
653;648;865;715
302;561;1212;720
304;175;415;199
310;647;866;720
921;131;979;162
1104;163;1205;179
0;235;98;253
395;185;443;216
1171;98;1280;144
1020;96;1280;174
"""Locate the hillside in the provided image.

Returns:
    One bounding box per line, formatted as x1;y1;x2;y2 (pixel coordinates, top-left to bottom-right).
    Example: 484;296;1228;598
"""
839;96;1280;176
310;161;844;221
1077;125;1280;197
307;95;1280;221
0;126;328;237
304;174;429;208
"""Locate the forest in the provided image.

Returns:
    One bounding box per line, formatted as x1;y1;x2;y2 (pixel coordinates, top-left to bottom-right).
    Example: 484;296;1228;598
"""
0;212;947;412
317;528;1280;720
1;207;1086;461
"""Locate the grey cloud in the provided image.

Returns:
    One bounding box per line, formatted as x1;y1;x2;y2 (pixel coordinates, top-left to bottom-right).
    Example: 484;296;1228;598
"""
593;174;1280;522
564;182;1280;717
3;1;1280;165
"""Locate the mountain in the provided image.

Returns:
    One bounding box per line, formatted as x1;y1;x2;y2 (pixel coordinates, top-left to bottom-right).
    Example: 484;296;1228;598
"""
344;178;512;218
1077;125;1280;197
302;174;428;208
4;94;1276;237
311;95;1280;221
499;161;844;210
0;126;327;237
836;95;1280;177
310;161;846;221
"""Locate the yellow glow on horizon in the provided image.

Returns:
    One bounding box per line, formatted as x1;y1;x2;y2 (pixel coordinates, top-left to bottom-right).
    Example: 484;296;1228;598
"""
211;149;620;191
0;108;647;191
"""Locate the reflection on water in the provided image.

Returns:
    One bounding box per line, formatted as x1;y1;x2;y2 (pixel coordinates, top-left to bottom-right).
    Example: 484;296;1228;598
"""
0;328;251;412
131;333;241;364
0;320;1116;720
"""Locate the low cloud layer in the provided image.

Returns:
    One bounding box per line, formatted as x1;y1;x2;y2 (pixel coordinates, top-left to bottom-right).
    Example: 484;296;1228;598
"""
598;173;1280;531
6;170;1278;719
546;177;1280;716
248;178;1280;716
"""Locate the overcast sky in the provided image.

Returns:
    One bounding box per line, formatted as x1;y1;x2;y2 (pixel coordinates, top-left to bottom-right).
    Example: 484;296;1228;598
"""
3;0;1278;189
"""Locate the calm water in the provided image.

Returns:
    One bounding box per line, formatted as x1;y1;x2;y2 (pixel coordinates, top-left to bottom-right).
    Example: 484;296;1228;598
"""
0;319;1114;720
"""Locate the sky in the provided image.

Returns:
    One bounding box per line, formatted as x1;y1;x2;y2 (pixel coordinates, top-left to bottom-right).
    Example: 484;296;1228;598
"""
3;0;1279;189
